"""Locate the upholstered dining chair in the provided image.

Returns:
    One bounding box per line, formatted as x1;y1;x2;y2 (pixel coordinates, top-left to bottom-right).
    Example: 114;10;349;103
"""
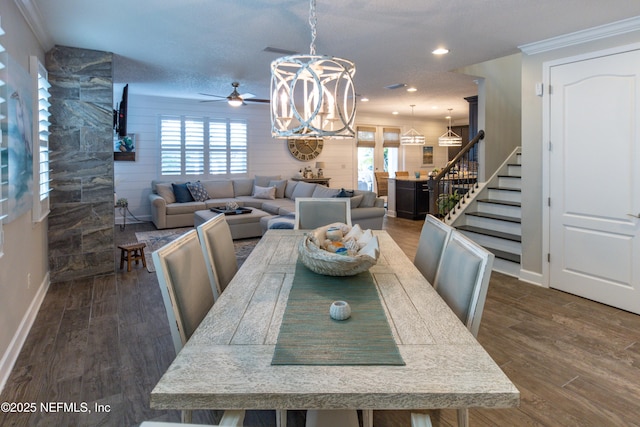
140;413;244;426
411;231;494;427
413;214;454;284
152;230;245;426
294;197;352;230
196;213;238;300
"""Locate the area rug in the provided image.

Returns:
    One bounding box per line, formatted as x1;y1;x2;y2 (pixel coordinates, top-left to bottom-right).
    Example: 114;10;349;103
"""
135;227;260;273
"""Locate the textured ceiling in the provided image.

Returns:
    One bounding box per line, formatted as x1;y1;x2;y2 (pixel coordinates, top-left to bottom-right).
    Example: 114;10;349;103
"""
27;0;640;121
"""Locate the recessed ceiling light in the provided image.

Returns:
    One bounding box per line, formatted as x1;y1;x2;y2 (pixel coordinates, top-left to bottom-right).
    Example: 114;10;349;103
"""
392;111;399;115
432;48;449;55
406;87;417;92
361;97;369;102
432;106;438;109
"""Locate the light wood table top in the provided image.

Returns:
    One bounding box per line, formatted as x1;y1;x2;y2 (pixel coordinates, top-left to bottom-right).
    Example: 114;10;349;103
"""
151;230;519;413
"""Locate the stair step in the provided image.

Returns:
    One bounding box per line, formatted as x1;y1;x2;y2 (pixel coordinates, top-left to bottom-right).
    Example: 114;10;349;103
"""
498;174;522;179
477;199;521;207
487;186;521;192
507;163;521;167
456;225;521;242
465;211;521;224
485;246;521;263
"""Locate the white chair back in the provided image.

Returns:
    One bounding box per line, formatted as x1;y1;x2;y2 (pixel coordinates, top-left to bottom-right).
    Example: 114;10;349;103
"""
434;231;494;337
294;197;352;230
413;214;454;284
197;213;238;299
152;229;214;355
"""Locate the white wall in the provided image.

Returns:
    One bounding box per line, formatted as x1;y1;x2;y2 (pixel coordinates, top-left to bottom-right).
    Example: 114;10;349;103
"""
115;94;467;223
0;2;49;392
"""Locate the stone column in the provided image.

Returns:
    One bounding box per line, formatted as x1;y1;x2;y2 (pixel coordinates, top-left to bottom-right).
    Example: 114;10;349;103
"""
46;46;114;283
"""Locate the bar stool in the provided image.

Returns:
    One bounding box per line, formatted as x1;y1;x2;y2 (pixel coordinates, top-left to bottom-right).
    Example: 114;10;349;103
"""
118;242;147;272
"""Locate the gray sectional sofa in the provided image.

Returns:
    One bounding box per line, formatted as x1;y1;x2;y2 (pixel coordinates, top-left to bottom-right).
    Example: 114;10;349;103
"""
149;175;386;231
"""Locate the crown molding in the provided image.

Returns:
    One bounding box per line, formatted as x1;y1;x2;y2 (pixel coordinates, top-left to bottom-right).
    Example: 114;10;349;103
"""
14;0;55;51
519;15;640;55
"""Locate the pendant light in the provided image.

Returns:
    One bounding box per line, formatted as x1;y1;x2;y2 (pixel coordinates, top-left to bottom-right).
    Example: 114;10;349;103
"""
270;0;356;139
438;108;462;146
400;105;425;145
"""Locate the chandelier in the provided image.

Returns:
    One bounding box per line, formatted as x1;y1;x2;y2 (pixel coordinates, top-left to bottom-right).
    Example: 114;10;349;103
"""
400;105;425;145
270;0;356;139
438;108;462;146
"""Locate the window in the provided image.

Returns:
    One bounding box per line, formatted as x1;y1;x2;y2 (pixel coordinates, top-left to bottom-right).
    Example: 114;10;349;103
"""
356;126;376;191
382;127;400;175
0;22;6;255
160;116;247;177
31;56;51;222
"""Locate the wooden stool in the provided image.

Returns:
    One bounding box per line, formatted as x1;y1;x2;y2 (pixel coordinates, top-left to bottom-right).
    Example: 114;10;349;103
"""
118;242;147;272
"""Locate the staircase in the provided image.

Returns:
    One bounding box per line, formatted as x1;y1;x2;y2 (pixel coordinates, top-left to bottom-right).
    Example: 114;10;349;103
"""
448;148;522;277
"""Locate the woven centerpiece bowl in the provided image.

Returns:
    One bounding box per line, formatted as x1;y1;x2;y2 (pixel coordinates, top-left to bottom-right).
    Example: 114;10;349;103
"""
298;223;380;276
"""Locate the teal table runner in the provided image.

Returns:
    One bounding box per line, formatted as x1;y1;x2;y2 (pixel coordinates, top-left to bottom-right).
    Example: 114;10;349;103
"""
272;261;405;365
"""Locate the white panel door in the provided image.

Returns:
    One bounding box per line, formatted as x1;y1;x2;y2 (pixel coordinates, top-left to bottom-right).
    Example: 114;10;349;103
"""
549;48;640;314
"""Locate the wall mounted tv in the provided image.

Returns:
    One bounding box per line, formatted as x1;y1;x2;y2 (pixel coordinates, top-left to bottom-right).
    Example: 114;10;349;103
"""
114;84;128;137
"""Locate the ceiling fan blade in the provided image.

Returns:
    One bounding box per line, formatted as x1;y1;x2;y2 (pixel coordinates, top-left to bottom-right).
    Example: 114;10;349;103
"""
240;92;256;99
244;98;270;104
199;92;227;99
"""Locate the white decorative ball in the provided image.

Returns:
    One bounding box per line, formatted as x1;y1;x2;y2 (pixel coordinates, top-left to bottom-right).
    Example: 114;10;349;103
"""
330;300;351;321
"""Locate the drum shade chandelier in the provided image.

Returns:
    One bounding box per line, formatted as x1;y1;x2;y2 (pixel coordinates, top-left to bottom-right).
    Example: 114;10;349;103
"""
270;0;356;139
400;105;425;145
438;108;463;146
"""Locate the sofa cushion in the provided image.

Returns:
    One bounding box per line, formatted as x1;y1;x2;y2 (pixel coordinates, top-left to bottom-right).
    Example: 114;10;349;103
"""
354;190;377;208
202;180;234;199
285;180;298;199
172;183;194;203
156;183;176;204
255;175;282;187
311;185;340;198
290;181;316;200
166;201;206;214
269;179;287;198
233;178;254;196
187;181;209;202
253;185;276;200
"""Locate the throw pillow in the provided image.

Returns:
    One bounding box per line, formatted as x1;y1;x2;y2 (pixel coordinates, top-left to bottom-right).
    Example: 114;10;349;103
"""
172;183;195;203
253;185;276;200
186;181;209;202
268;179;287;198
335;188;355;198
156;183;176;204
349;194;364;208
354;190;377;207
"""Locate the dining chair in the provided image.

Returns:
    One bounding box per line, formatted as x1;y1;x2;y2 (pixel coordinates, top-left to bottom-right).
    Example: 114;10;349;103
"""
395;171;409;177
152;229;245;426
373;171;389;197
140;411;244;426
196;213;238;300
413;214;454;284
294;197;352;230
412;231;494;427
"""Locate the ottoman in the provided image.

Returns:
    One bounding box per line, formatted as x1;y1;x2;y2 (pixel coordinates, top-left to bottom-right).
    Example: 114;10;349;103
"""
195;208;270;239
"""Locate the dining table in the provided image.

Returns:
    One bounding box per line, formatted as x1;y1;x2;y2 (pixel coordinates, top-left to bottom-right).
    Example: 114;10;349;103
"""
150;229;519;426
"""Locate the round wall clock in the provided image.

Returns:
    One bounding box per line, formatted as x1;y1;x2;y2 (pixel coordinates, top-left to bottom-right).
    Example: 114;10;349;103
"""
287;138;324;161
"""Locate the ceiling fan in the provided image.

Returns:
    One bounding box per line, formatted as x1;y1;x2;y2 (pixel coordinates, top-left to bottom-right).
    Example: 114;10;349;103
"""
199;82;270;107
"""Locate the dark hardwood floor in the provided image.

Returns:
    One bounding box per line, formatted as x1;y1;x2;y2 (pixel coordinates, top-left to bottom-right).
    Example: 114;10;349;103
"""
2;216;640;426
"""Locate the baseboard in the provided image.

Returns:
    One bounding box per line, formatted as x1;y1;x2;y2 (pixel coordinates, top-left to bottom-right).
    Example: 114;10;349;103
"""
0;272;50;394
519;268;544;287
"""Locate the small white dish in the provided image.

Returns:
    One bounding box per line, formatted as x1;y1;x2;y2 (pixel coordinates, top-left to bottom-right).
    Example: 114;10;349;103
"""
330;300;351;320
